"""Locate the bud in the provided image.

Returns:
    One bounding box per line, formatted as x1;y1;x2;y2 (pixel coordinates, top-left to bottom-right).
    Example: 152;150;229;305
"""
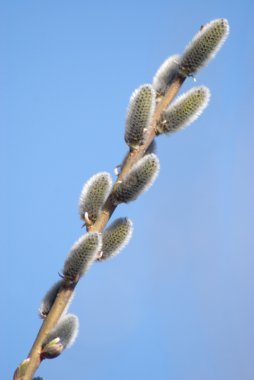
79;172;112;225
63;232;102;281
13;358;30;379
179;18;229;76
113;153;160;204
152;55;181;96
156;86;210;134
125;85;156;149
39;280;75;319
42;314;79;356
99;218;133;260
41;337;64;359
39;280;63;319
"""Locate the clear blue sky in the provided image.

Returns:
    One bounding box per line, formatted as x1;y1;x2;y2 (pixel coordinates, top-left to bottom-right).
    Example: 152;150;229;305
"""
2;1;254;379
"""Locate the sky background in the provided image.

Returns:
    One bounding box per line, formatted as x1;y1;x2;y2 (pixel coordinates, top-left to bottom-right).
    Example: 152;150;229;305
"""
2;1;254;379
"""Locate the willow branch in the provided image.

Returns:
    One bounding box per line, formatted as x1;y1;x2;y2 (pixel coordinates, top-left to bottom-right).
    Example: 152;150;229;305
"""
13;17;231;379
13;73;185;380
14;282;76;380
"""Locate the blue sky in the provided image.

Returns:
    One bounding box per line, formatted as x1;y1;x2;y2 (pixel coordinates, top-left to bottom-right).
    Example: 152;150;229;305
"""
2;1;254;379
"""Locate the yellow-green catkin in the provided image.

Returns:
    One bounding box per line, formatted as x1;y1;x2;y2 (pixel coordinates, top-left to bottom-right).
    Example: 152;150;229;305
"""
63;232;102;281
99;218;133;260
113;153;160;204
79;172;112;224
156;86;210;134
179;18;229;76
125;85;156;149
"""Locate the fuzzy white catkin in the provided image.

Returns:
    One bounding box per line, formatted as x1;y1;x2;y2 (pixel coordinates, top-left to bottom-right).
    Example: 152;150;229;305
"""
100;218;133;260
39;280;75;319
125;85;156;149
156;86;210;134
113;153;160;204
179;18;229;76
39;280;63;319
42;314;79;350
152;55;181;95
79;172;112;224
63;232;102;281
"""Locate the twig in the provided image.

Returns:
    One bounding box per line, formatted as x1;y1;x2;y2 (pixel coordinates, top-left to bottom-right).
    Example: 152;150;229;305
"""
13;74;185;380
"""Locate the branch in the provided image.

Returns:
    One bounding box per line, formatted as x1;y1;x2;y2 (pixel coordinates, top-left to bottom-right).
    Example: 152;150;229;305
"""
13;18;229;379
13;74;184;380
14;282;76;380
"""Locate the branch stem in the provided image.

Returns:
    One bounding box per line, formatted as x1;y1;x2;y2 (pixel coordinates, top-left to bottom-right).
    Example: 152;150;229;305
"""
15;282;76;380
13;74;185;380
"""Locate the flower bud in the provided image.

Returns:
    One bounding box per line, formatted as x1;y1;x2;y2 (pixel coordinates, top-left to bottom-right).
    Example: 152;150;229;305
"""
156;86;210;134
125;85;156;149
63;232;102;281
179;18;229;76
113;153;160;204
153;55;181;96
42;314;79;357
99;218;133;260
79;172;112;225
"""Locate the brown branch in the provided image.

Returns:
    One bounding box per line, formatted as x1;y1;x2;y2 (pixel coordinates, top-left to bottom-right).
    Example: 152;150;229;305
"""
13;74;185;380
14;282;76;380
